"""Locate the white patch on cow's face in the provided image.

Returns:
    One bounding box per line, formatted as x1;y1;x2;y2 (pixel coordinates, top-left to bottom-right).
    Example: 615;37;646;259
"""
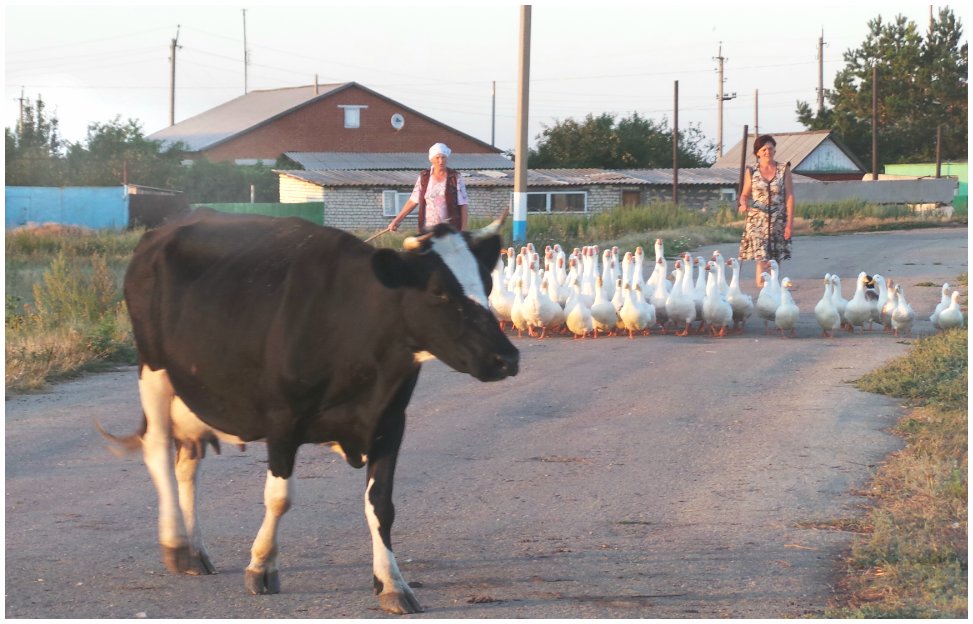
428;233;489;307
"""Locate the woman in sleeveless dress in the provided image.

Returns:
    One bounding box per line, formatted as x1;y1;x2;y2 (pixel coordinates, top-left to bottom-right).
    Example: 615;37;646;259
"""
738;134;795;287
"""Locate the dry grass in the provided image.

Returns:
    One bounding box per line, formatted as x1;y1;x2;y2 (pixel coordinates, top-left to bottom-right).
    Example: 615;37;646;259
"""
826;320;968;618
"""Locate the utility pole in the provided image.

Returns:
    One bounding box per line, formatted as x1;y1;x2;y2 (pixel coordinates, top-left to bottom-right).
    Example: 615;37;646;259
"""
816;29;826;112
871;65;878;180
714;43;736;157
16;87;26;135
243;9;249;94
672;80;679;205
169;26;181;126
491;80;496;147
753;89;759;137
512;5;531;243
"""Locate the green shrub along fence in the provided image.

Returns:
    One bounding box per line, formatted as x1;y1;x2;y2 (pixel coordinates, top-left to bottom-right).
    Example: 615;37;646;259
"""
193;202;324;225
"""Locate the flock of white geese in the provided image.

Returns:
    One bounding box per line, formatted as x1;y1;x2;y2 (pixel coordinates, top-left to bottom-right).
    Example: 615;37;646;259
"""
487;239;965;340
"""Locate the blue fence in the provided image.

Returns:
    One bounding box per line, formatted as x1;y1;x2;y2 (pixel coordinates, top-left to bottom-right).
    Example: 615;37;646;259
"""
5;187;129;230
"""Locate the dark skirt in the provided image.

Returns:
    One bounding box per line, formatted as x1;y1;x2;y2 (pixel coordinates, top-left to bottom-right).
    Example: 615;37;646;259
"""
738;208;791;262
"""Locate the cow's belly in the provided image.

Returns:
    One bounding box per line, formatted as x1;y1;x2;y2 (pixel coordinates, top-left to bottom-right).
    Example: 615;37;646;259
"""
171;394;248;448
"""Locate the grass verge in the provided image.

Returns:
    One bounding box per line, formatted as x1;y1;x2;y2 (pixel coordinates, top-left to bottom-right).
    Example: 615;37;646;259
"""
825;289;967;618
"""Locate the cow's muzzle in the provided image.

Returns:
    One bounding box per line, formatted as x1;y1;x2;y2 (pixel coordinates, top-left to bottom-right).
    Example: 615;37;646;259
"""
479;347;519;381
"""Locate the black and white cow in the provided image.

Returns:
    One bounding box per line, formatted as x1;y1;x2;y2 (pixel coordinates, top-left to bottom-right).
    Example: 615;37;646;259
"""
108;208;519;614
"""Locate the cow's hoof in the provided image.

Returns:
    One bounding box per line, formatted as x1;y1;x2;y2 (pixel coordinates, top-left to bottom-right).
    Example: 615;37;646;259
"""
161;545;191;574
378;589;423;614
185;550;217;575
244;568;280;595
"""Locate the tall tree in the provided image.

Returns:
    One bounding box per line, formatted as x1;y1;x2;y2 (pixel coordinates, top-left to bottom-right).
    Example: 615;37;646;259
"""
4;96;65;185
63;117;184;187
528;112;713;168
796;8;968;166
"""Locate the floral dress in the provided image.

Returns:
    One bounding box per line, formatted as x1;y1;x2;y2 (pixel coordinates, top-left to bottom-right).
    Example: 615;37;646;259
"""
738;162;791;262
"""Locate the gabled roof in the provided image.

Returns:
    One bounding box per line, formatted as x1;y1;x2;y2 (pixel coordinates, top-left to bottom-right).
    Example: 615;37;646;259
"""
285;152;513;170
147;81;503;156
149;83;347;151
711;130;866;173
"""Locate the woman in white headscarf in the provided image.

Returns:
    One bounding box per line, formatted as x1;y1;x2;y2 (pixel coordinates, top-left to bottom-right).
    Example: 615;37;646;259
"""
389;142;469;233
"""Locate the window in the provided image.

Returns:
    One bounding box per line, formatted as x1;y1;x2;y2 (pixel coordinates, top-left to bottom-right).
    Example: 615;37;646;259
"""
523;191;587;213
720;188;737;203
339;105;368;129
382;190;412;217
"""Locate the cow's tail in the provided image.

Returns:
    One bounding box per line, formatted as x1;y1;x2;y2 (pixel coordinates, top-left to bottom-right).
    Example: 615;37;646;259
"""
94;413;147;457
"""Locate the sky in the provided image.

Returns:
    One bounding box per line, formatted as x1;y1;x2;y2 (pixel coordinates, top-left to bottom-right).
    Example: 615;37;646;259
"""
4;1;968;159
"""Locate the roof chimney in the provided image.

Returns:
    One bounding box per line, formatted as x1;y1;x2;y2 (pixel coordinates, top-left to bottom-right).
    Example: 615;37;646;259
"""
314;74;319;95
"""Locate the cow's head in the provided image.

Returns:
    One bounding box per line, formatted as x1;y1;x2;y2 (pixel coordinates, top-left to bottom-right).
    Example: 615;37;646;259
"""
371;224;519;382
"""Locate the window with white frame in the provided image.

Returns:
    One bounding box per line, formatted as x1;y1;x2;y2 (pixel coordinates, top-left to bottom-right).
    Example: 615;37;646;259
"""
382;190;413;217
719;187;737;203
523;191;587;213
339;105;368;129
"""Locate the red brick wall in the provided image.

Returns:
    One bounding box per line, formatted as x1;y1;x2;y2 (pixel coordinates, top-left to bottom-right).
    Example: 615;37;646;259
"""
202;84;496;162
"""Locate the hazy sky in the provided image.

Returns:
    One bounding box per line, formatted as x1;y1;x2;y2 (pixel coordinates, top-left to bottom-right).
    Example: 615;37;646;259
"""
4;1;967;158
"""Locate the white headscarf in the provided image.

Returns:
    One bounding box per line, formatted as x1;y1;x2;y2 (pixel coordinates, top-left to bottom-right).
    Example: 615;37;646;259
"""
428;143;451;160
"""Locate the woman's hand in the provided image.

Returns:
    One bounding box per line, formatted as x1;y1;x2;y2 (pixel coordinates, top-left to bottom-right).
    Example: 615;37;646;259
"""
784;222;793;240
738;202;748;214
389;219;400;232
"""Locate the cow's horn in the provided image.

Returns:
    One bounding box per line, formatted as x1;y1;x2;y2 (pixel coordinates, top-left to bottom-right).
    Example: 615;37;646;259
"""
471;206;510;241
402;231;435;251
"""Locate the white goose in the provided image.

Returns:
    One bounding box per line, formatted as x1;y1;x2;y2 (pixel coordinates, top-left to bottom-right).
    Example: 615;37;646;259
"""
890;284;916;338
541;276;566;335
509;279;529;338
725;258;753;333
755;272;780;333
929;282;951;329
870;274;889;328
520;266;545;338
591;276;619;338
619;283;652;338
649;258;671;329
702;261;733;338
937;291;964;330
692;256;706;328
600;250;616;302
774;277;800;338
489;258;515;331
880;278;898;332
830;274;850;331
814;274;840;338
666;260;697;336
564;285;593;339
844;272;873;333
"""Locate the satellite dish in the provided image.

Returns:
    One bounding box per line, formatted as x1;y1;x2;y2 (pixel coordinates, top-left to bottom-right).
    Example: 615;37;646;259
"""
390;113;405;130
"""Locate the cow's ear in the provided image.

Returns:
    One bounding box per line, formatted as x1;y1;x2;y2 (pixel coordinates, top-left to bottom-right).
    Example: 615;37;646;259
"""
469;234;502;274
372;248;420;289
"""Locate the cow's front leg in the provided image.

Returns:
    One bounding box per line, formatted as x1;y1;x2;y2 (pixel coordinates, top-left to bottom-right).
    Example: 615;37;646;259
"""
174;443;216;575
244;471;293;594
365;432;422;614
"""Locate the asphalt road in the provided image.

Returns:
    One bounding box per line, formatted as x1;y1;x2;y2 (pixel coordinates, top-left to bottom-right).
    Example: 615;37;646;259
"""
4;227;967;619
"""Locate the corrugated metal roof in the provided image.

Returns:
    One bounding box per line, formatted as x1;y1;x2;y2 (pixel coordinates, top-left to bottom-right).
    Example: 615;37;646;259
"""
285;152;513;170
711;130;866;172
276;167;807;188
148;83;348;150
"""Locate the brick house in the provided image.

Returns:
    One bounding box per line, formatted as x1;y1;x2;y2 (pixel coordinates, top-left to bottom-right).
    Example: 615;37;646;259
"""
276;167;771;231
148;81;507;165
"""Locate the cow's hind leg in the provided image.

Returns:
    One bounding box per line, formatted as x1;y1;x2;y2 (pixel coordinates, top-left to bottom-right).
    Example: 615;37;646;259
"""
138;366;191;573
174;442;216;574
244;471;293;594
365;412;422;614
